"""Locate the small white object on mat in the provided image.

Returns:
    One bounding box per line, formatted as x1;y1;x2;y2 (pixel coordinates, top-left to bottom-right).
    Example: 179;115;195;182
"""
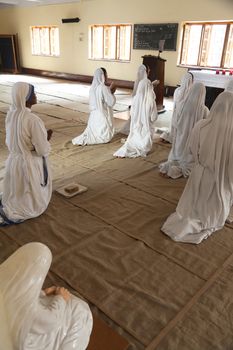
56;183;88;198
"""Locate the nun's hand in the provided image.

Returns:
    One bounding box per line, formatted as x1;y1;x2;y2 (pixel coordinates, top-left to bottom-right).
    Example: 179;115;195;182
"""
55;287;71;301
47;129;53;141
110;82;116;94
152;80;160;86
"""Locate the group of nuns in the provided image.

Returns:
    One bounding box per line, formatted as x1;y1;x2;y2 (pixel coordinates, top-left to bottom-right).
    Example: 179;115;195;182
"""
72;66;233;245
0;83;92;350
72;65;158;158
1;64;233;349
1;66;233;244
161;75;233;244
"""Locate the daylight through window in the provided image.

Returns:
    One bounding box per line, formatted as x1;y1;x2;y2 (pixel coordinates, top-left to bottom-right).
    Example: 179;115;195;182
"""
179;22;233;69
30;26;60;57
89;24;132;61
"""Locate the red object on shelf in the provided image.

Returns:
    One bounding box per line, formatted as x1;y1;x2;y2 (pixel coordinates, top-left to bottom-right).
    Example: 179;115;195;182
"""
216;70;220;74
222;70;226;75
230;70;233;76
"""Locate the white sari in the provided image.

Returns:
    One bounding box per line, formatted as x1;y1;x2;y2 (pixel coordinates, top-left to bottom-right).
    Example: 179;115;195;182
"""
1;82;52;224
159;83;209;178
0;242;93;350
72;68;116;145
161;91;233;244
120;64;148;136
160;72;193;143
114;78;157;158
225;79;233;92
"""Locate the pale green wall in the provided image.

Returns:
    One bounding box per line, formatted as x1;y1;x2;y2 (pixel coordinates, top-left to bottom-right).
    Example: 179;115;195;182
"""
0;0;232;86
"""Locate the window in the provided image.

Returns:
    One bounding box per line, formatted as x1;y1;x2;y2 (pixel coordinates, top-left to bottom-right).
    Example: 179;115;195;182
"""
89;24;132;61
30;26;60;57
225;25;233;68
179;22;233;69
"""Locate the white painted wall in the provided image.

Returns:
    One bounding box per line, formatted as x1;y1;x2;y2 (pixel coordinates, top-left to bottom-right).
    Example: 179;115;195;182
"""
0;0;232;85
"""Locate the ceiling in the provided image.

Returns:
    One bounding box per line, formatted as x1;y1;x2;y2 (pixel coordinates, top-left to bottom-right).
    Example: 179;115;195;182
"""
0;0;82;7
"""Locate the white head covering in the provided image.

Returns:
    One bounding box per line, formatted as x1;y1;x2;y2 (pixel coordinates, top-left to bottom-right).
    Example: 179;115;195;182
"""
132;64;148;97
225;79;233;92
12;82;31;108
90;68;105;91
131;77;157;133
176;82;207;128
174;72;193;104
5;82;35;183
114;77;157;158
167;82;208;173
89;68;106;110
174;91;233;239
163;72;194;143
0;243;52;350
6;82;33;153
198;91;233;178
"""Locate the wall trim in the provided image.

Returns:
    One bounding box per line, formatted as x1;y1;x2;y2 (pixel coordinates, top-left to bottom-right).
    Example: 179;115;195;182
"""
21;67;134;89
21;67;177;96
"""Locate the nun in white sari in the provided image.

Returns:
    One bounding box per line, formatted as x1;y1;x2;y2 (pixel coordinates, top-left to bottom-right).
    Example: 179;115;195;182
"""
120;64;148;135
0;242;93;350
161;91;233;244
225;79;233;92
114;77;157;158
160;72;193;143
72;68;116;145
0;82;52;225
159;82;209;179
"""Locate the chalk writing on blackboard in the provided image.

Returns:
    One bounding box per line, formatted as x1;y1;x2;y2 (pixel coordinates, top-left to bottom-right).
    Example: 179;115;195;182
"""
133;23;178;51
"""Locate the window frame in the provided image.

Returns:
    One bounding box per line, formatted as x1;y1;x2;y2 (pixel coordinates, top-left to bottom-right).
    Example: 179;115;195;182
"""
178;21;233;69
30;25;60;57
89;24;132;62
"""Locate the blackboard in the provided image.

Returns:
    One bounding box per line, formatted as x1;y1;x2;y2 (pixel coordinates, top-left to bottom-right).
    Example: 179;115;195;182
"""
133;23;178;51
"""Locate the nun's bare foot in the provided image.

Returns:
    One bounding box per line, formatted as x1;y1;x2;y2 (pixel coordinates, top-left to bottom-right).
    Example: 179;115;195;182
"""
159;172;170;178
44;286;57;295
160;138;170;144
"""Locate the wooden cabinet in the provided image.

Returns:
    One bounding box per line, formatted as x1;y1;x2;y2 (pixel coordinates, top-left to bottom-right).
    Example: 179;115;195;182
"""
0;35;20;73
142;55;166;111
